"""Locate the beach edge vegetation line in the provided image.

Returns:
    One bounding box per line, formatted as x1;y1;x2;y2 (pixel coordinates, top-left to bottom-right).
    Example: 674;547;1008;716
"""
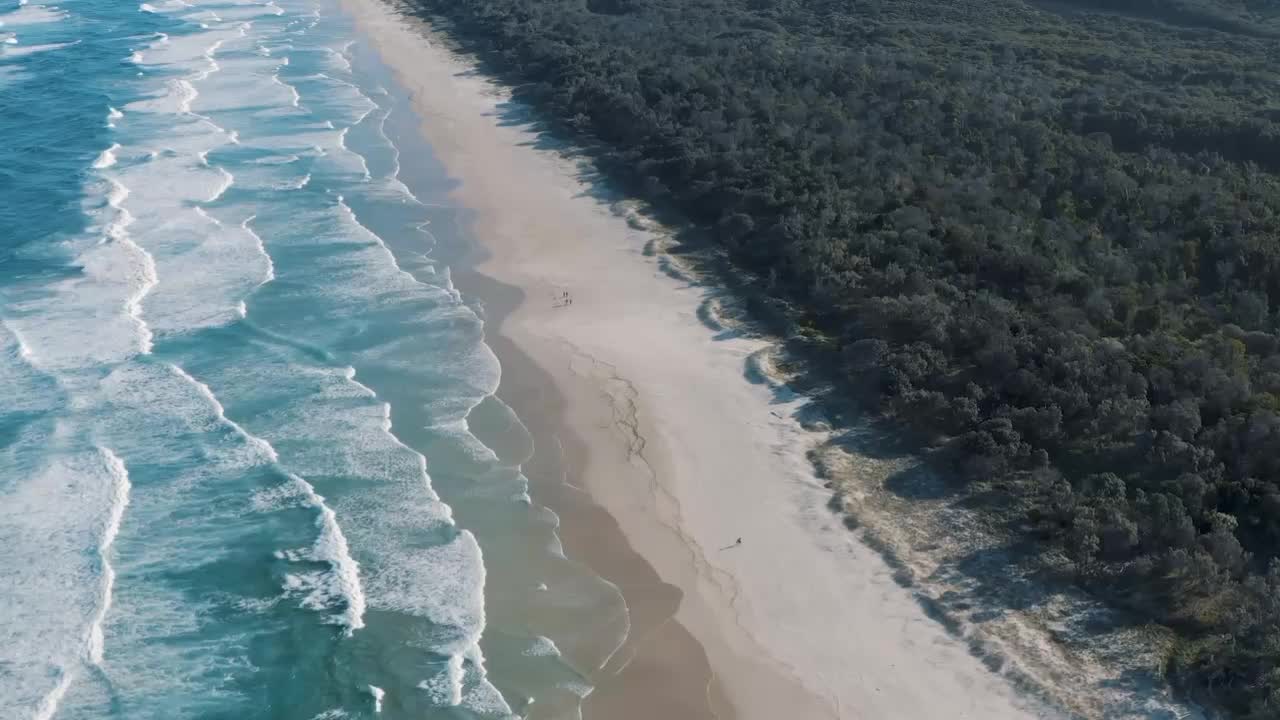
401;0;1280;715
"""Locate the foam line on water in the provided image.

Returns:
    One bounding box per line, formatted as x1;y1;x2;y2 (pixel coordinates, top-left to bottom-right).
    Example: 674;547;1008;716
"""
167;364;276;458
1;40;73;58
208;165;234;201
334;195;424;289
193;38;223;81
273;70;302;108
93;143;121;170
344;369;441;509
168;363;366;633
242;215;275;284
291;473;367;633
337;128;371;181
177;78;196;113
373;103;425;206
277;172;310;190
3;317;35;364
87;446;131;667
103;177;157;355
328;42;352;73
523;636;563;658
418;653;465;706
32;672;73;720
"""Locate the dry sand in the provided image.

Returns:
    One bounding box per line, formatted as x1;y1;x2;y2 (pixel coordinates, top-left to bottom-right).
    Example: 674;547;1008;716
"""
343;1;1057;718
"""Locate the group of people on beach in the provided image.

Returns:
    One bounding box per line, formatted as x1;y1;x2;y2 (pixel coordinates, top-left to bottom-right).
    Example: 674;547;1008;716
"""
556;289;573;307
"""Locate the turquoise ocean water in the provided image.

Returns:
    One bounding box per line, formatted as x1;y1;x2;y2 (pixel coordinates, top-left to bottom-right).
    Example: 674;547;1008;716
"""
0;1;627;717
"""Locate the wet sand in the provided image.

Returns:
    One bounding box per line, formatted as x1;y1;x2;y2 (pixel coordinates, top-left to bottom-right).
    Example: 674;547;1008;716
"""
456;269;734;719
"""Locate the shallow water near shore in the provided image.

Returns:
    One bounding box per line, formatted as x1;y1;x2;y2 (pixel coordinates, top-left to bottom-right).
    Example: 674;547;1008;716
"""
0;0;626;716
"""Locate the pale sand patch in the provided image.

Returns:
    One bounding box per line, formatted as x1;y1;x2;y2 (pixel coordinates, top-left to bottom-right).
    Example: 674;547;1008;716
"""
342;1;1054;718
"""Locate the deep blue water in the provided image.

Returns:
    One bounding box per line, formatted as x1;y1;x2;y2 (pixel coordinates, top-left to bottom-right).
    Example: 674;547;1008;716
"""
0;1;625;717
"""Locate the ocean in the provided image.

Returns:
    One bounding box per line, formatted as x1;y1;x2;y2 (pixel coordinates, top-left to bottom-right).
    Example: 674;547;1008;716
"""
0;0;627;717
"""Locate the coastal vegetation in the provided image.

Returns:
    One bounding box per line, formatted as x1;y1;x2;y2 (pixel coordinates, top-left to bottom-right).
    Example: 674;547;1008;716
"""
401;0;1280;714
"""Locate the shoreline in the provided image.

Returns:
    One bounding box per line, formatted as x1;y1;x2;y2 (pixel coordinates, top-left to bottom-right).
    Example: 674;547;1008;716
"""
342;1;1052;718
451;267;737;719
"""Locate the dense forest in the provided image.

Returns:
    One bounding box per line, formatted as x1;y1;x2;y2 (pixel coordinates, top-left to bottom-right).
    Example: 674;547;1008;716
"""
400;0;1280;714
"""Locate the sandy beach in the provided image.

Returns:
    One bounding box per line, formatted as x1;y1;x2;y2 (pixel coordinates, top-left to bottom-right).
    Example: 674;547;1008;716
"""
342;1;1053;718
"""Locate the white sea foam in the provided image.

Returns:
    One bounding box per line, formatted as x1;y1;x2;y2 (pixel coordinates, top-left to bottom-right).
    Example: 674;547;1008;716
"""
273;72;302;107
335;196;420;286
418;653;466;707
523;636;562;658
102;177;156;355
250;154;299;165
370;107;428;208
328;43;353;73
92;143;120;169
167;364;276;461
194;37;223;81
177;78;196;112
86;447;132;667
1;40;72;57
104;38;265;338
120;206;266;338
138;3;156;12
242;215;275;284
557;678;595;699
2;184;159;371
0;447;140;718
292;476;367;633
336;128;372;180
368;685;385;713
275;172;310;190
287;71;377;131
0;3;68;27
208;166;234;201
1;321;35;368
32;672;73;720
